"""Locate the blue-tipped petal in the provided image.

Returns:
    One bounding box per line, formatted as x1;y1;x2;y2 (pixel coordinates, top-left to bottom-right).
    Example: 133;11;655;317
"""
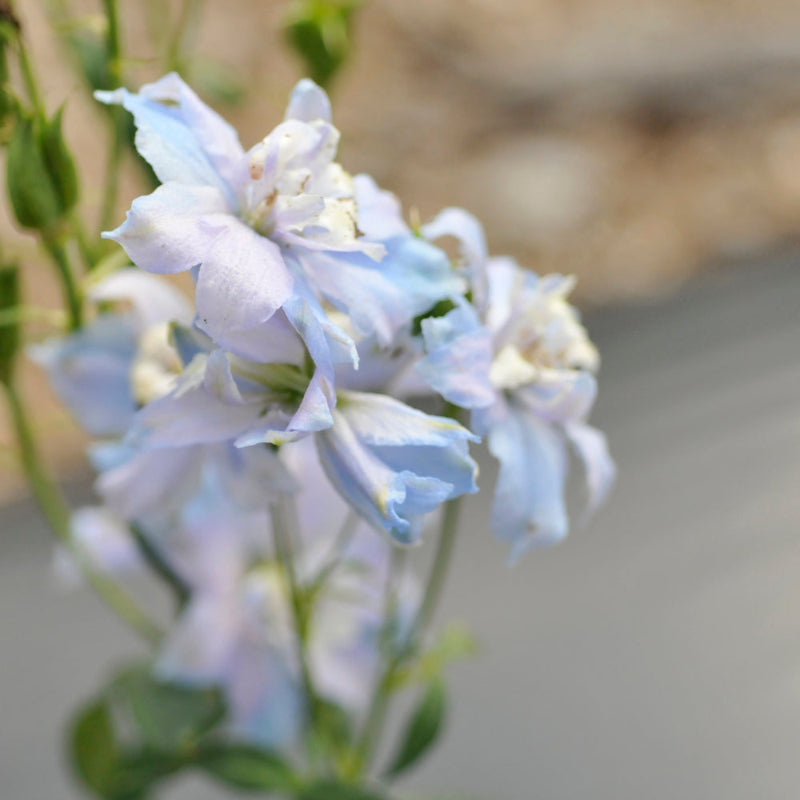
284;79;332;123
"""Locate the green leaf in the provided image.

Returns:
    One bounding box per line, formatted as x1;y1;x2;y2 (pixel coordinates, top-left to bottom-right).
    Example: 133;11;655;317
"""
199;742;300;793
0;264;20;385
69;697;179;799
296;780;389;800
384;678;447;778
70;698;119;797
113;666;225;752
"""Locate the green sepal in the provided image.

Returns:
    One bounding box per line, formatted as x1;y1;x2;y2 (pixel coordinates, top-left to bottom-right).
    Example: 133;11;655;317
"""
40;104;79;214
198;742;301;793
111;665;225;752
0;264;20;385
384;677;447;778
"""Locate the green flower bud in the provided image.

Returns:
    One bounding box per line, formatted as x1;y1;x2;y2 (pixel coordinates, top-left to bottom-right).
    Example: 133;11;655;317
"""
6;107;79;234
284;0;362;88
40;105;79;213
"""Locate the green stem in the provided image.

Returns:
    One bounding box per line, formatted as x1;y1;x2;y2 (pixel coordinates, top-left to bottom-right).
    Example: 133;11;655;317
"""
131;523;191;610
15;31;45;117
42;237;82;330
352;496;463;778
351;546;405;775
1;382;162;644
165;0;204;72
271;494;319;723
98;0;125;236
310;509;359;593
414;495;462;636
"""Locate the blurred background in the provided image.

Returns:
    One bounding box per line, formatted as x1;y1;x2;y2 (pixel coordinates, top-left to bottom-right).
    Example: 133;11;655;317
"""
1;1;800;798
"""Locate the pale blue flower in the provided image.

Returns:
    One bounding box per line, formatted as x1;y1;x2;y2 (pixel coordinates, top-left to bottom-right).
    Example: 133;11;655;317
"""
97;74;382;365
474;259;615;560
30;270;192;437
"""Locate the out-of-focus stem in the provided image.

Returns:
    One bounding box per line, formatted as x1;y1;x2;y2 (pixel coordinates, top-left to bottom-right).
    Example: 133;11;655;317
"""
271;494;319;724
413;494;461;636
1;382;162;644
15;31;45;117
99;0;124;236
42;237;82;331
165;0;204;72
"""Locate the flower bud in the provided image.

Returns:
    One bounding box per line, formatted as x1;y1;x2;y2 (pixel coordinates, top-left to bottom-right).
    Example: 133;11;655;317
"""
6;107;79;233
284;0;360;87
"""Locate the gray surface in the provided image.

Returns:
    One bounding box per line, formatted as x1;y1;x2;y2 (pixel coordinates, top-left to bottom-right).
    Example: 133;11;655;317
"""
2;254;800;799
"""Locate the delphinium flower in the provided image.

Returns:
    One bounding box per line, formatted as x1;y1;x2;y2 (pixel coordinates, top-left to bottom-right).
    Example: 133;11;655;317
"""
96;74;479;546
420;209;615;561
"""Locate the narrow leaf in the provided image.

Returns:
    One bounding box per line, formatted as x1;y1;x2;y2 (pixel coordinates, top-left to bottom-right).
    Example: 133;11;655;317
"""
384;678;447;778
296;780;389;800
199;743;299;793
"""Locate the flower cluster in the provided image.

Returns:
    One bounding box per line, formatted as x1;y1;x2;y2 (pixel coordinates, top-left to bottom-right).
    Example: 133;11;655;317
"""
37;75;613;749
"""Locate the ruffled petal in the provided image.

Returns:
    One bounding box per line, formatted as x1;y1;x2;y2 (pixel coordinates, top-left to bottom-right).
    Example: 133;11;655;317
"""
422;207;490;312
96;73;244;195
565;421;616;517
315;393;478;544
415;302;495;409
487;401;569;562
102;182;231;274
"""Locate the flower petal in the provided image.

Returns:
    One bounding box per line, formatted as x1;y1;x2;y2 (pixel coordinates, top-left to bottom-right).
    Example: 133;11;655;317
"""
90;269;193;329
565;421;616;517
415;302;495;409
102;182;231;274
284;79;332;123
96;73;244;195
487;401;569;562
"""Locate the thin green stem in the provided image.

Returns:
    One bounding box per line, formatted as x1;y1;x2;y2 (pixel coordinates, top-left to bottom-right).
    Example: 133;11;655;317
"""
271;494;319;723
310;509;359;593
70;212;96;272
15;31;45;117
165;0;204;72
2;382;162;644
414;496;462;636
352;494;463;778
42;237;82;330
98;0;125;236
131;523;191;610
350;546;406;775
